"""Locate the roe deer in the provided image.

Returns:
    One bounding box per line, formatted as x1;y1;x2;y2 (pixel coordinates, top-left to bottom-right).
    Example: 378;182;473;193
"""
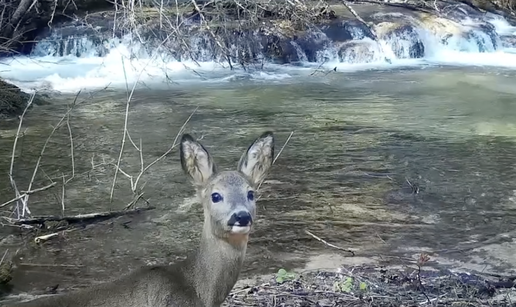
8;131;275;307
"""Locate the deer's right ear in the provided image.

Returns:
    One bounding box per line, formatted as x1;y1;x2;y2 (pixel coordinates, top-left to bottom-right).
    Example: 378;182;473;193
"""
180;134;217;185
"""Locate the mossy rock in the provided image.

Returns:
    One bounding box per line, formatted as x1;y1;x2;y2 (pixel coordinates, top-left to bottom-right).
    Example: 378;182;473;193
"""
0;79;48;118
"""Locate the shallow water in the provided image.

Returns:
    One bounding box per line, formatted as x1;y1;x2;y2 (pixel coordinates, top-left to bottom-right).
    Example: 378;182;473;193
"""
2;65;516;298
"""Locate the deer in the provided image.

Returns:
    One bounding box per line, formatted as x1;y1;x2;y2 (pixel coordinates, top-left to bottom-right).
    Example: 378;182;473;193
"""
7;131;275;307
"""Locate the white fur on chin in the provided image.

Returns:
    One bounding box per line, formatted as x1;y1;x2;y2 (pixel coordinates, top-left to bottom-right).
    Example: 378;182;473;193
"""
230;225;251;234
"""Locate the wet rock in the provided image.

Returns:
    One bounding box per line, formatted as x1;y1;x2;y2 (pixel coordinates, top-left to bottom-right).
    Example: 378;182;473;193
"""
475;22;499;49
376;22;425;58
292;29;332;63
260;33;301;64
320;19;375;42
416;12;465;39
338;40;378;63
464;28;496;52
500;35;516;48
0;79;48;118
0;79;32;118
445;1;488;22
21;1;516;65
0;0;112;56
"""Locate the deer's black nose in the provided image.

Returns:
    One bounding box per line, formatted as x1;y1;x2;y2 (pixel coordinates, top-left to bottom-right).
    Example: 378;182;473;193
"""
228;211;253;227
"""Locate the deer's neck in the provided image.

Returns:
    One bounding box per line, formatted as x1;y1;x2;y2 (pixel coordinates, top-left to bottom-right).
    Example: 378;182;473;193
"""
188;225;248;307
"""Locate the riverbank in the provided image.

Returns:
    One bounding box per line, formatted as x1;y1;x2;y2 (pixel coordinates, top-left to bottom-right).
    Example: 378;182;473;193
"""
3;261;515;306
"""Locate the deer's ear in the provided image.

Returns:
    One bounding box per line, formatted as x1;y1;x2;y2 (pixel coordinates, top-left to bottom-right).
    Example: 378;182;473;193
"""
180;134;217;186
237;131;275;187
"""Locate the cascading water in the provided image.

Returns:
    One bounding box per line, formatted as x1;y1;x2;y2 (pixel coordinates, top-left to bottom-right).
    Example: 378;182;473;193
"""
1;4;516;93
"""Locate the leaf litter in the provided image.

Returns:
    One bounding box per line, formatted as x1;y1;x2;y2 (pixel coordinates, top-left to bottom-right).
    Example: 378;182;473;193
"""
224;264;516;306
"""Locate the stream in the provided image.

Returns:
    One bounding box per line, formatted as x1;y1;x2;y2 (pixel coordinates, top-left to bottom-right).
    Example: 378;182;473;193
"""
2;65;516;298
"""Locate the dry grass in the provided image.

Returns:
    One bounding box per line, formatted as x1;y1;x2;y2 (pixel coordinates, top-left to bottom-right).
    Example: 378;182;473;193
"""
225;264;516;306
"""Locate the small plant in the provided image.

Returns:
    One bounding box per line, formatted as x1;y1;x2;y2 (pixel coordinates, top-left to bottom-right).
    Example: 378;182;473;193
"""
359;280;367;291
417;252;431;304
275;268;296;283
333;276;367;293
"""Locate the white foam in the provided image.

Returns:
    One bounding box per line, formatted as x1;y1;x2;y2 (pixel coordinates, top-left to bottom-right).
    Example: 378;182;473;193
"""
1;15;516;93
426;49;516;68
487;15;516;36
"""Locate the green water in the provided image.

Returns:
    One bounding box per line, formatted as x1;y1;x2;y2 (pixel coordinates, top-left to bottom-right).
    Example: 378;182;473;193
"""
1;65;516;298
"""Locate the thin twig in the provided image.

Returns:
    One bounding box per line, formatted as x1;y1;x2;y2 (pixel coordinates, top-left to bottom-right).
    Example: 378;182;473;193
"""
305;229;356;256
0;182;57;209
109;33;176;201
273;131;294;165
257;131;294;193
9;93;35;217
132;106;198;191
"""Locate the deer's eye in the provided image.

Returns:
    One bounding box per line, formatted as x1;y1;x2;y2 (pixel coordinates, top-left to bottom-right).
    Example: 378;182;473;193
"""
247;191;255;201
211;193;223;203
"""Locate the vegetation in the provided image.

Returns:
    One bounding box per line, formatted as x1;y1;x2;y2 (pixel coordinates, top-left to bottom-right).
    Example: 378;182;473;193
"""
225;262;515;306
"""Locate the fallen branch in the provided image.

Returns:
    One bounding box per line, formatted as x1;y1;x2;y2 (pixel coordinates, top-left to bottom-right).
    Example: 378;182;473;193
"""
34;228;77;244
305;229;356;256
7;206;155;226
286;220;432;228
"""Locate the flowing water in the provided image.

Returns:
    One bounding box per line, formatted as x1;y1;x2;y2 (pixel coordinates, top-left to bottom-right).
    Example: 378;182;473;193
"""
1;5;516;301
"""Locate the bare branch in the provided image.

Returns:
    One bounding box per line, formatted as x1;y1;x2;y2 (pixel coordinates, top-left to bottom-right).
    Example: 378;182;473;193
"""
0;182;58;209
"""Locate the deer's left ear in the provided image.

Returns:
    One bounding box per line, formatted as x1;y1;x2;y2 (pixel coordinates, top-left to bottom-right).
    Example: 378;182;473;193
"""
237;131;275;187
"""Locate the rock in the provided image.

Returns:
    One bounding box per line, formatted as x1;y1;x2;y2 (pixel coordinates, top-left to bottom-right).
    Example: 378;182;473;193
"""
0;79;31;118
0;0;113;56
321;19;375;42
415;13;465;37
501;35;516;47
293;29;332;62
0;79;47;118
338;40;378;63
376;22;425;58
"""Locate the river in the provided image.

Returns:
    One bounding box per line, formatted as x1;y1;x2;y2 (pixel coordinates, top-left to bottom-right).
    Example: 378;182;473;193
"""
1;65;516;298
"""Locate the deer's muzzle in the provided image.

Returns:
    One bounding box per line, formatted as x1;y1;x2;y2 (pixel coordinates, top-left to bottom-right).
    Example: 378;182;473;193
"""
228;211;253;227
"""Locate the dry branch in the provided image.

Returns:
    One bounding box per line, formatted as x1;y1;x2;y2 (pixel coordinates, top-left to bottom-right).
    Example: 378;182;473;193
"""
6;206;155;226
0;182;57;209
34;229;77;244
305;229;356;256
8;93;36;218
